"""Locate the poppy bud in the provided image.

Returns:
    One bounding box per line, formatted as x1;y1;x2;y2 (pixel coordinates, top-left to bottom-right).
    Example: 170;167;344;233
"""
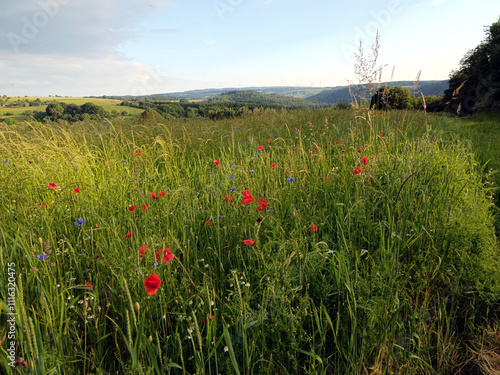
148;335;153;343
15;357;25;366
135;302;140;312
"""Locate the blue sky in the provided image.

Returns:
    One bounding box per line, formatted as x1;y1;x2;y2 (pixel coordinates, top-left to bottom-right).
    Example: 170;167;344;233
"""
0;0;498;96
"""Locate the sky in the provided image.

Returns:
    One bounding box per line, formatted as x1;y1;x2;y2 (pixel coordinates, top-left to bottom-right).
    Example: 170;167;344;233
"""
0;0;498;97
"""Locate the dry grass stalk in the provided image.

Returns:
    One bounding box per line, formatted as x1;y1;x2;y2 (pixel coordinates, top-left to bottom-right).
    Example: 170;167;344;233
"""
476;329;500;374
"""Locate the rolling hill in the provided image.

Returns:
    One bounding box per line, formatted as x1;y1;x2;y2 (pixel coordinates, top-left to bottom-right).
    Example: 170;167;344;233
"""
207;90;329;108
305;80;448;104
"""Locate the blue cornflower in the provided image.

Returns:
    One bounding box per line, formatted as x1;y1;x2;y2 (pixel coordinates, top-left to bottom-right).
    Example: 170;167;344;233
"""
274;135;277;137
122;160;127;162
230;187;236;191
74;218;86;227
232;165;236;168
37;254;49;260
3;160;7;163
229;176;234;180
288;177;295;182
250;170;255;173
218;216;223;219
209;172;212;174
267;209;274;213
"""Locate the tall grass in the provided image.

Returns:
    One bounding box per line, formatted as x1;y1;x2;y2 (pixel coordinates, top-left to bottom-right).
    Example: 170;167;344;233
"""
0;108;499;374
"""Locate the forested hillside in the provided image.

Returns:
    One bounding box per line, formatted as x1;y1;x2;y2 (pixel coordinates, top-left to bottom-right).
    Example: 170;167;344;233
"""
306;80;448;104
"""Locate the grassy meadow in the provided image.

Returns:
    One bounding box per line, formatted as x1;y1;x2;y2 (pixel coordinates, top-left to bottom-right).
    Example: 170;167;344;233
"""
1;108;500;374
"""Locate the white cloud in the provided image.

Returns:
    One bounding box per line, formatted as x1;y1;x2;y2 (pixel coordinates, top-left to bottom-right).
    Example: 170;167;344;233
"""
0;0;179;96
0;51;223;96
0;52;162;96
431;0;447;5
0;0;177;56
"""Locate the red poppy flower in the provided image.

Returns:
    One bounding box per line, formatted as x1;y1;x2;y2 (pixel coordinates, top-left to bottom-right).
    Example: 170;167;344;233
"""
328;141;332;144
256;198;268;211
144;273;161;296
309;224;318;232
268;138;272;142
86;281;93;289
257;198;268;206
242;189;255;205
242;239;255;245
73;187;80;193
224;195;232;203
136;152;141;155
139;204;147;210
47;183;60;189
205;220;211;226
312;149;317;154
156;248;175;263
335;140;339;144
125;230;133;239
270;163;276;169
340;139;344;143
362;157;369;166
139;244;148;258
159;191;166;197
353;167;364;175
214;160;220;166
128;205;137;211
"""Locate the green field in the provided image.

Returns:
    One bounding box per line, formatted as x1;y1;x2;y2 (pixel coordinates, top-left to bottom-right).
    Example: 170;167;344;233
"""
0;108;499;374
0;97;144;121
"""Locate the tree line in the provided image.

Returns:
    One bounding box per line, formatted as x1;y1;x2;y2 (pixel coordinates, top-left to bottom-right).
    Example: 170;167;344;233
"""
121;92;329;120
31;102;114;122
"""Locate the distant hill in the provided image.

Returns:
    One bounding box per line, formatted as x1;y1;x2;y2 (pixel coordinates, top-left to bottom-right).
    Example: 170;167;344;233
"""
305;80;449;104
208;90;328;109
154;86;341;100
